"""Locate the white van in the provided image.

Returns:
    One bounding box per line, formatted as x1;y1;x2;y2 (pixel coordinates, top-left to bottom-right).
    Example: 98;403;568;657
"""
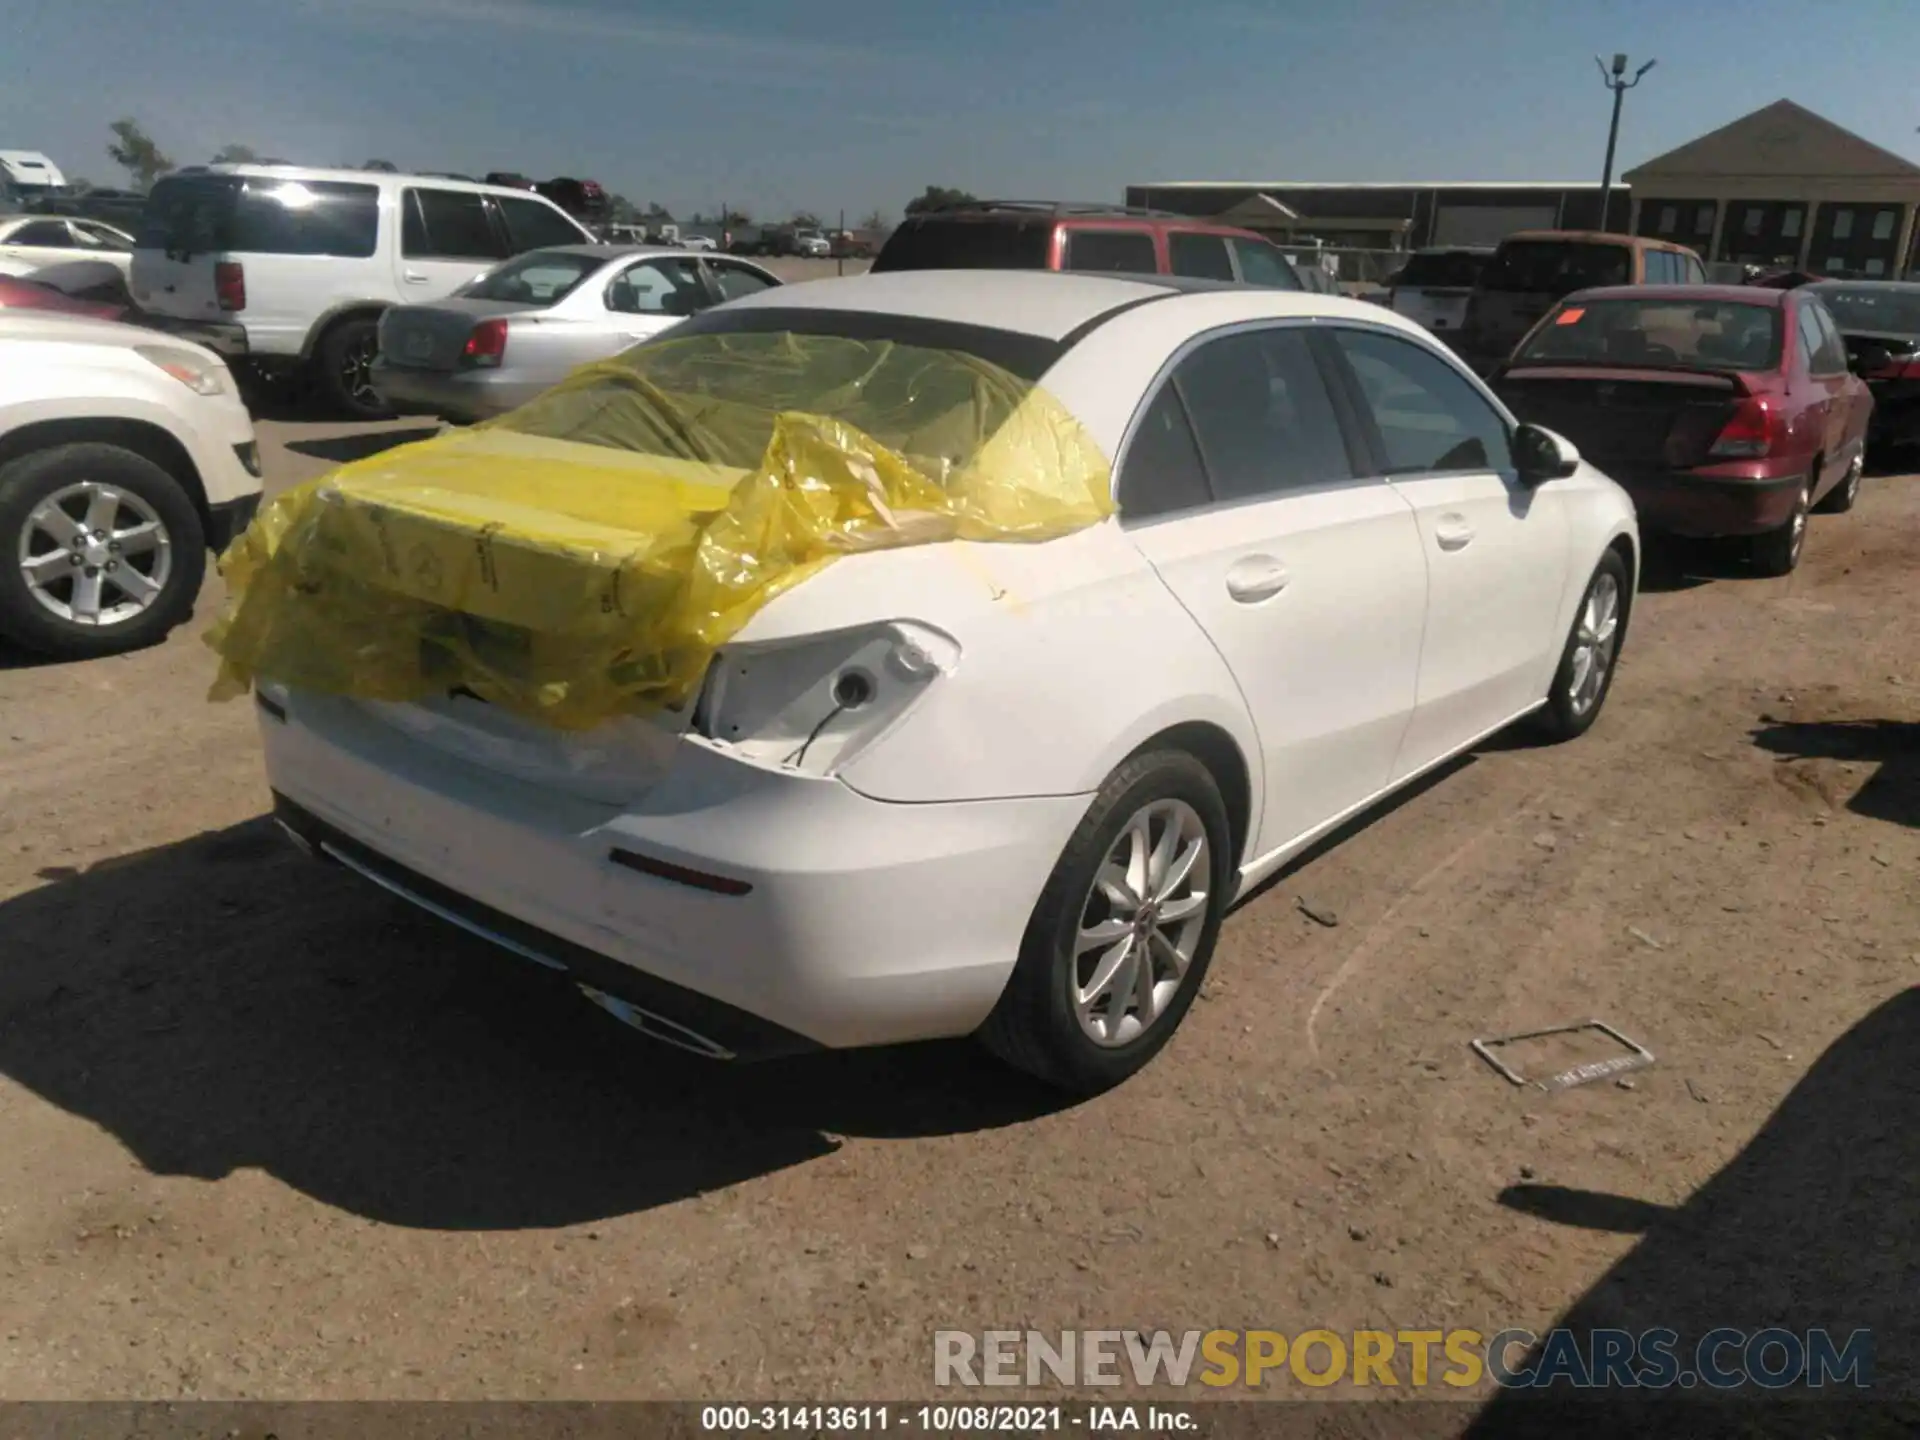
130;165;594;418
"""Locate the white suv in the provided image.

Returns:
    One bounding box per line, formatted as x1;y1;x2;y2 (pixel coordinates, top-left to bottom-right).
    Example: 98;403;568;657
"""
0;311;263;659
130;165;595;419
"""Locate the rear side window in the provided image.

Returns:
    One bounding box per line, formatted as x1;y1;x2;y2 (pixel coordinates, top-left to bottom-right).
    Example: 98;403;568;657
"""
869;216;1051;271
1397;251;1488;289
138;175;380;257
1117;384;1213;521
1644;251;1673;284
459;250;602;304
1805;302;1848;373
404;188;507;261
8;220;72;247
1175;328;1354;501
1231;238;1303;289
1167;231;1234;281
1481;241;1633;296
1063;229;1157;275
495;194;587;253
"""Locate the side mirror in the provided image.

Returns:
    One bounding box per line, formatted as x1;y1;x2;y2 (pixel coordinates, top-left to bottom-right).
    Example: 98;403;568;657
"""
1514;423;1580;487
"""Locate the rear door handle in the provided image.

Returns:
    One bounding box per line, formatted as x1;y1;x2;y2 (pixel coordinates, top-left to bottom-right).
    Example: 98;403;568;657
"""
1435;514;1476;550
403;269;430;284
1225;554;1290;603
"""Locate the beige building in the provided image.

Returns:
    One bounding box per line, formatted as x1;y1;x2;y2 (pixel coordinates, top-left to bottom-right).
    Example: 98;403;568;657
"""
1625;98;1920;279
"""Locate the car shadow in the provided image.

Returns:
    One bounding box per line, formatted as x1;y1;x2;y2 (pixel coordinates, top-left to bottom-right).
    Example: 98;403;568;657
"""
0;818;1066;1231
1749;719;1920;829
1463;987;1920;1437
1635;535;1737;594
285;426;442;465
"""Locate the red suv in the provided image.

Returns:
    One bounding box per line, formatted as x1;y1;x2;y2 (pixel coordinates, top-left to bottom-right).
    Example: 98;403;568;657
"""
870;201;1303;288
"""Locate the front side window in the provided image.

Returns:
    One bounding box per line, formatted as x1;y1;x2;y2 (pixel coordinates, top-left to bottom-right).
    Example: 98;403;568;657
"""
1231;238;1303;289
708;261;777;301
1172;328;1354;502
1333;328;1513;475
1063;229;1157;275
1117;383;1213;521
496;194;587;252
1167;231;1235;281
605;257;709;316
404;188;506;261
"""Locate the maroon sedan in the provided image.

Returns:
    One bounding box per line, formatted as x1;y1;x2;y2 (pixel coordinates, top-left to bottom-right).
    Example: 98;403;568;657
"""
1491;285;1872;575
0;272;123;321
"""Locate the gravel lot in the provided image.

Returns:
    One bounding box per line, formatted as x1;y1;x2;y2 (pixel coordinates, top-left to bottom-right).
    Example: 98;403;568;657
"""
0;293;1914;1413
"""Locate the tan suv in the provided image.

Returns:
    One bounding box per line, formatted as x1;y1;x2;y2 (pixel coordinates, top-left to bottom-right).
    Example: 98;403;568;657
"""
1459;230;1705;372
870;201;1304;288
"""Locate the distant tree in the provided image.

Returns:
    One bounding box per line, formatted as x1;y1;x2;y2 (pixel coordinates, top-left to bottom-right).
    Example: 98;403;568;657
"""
645;201;671;220
903;186;975;215
106;118;174;191
212;143;259;164
603;193;639;222
68;176;94;194
790;211;822;229
722;209;752;228
860;209;889;233
362;158;398;172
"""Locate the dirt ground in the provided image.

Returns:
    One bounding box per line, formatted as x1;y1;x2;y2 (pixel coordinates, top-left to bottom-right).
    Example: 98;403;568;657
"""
0;392;1914;1419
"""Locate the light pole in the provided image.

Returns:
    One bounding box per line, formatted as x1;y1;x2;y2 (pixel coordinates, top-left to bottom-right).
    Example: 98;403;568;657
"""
1596;52;1656;233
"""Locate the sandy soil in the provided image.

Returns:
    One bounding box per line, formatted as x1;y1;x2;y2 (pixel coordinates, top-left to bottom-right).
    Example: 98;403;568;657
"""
0;409;1913;1426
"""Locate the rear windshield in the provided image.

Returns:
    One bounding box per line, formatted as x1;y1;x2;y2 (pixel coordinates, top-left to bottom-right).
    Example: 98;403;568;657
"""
458;250;601;304
1397;251;1489;288
1481;241;1632;296
1516;298;1783;371
138;174;380;258
870;216;1052;272
1811;285;1920;337
491;309;1071;478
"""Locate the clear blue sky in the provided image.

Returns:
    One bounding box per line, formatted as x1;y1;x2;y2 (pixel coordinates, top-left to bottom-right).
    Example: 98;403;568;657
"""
3;0;1917;222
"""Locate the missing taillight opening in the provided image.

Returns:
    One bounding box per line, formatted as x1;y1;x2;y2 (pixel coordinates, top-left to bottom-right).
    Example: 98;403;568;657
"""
463;318;509;367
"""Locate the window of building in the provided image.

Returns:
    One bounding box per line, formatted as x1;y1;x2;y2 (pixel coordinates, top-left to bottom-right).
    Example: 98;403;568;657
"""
1657;205;1678;234
1781;208;1803;239
1872;209;1897;241
1832;209;1855;240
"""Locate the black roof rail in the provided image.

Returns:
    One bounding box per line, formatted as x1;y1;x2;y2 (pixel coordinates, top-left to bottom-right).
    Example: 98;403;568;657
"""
938;198;1186;219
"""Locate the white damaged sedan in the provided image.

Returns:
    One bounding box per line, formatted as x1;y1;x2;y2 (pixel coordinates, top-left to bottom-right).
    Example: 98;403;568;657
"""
261;270;1638;1095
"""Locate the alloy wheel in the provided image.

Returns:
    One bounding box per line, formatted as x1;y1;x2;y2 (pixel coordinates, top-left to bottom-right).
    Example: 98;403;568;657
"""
17;480;173;627
341;332;379;406
1566;570;1621;717
1072;799;1211;1047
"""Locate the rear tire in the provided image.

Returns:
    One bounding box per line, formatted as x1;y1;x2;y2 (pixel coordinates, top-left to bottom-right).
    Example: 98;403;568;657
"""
1815;452;1863;514
1749;471;1812;576
977;750;1232;1097
0;443;206;660
314;316;393;421
1532;550;1629;743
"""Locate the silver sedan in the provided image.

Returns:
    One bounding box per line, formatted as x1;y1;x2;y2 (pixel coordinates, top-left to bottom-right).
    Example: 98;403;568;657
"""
370;245;782;423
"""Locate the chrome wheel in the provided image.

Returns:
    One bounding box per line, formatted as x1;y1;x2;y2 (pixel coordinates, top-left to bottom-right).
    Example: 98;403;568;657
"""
341;331;379;407
17;480;172;627
1789;487;1810;564
1565;570;1620;717
1073;799;1210;1047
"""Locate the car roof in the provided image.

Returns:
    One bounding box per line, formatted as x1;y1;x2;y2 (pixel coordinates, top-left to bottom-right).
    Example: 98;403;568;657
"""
1808;277;1920;292
1500;230;1694;252
184;163;565;199
1565;283;1787;307
715;268;1423;343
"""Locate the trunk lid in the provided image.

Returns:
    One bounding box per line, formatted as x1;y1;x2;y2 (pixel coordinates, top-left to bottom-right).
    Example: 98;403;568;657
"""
378;299;535;372
1494;365;1754;473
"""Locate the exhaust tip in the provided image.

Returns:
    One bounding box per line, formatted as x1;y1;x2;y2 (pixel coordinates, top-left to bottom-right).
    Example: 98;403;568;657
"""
578;985;736;1061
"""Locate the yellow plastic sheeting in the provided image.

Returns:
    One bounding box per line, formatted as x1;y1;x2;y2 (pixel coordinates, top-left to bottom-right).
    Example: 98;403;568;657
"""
207;331;1113;730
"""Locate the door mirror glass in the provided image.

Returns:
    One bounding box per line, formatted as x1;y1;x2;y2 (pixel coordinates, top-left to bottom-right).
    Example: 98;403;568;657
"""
1514;423;1580;486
